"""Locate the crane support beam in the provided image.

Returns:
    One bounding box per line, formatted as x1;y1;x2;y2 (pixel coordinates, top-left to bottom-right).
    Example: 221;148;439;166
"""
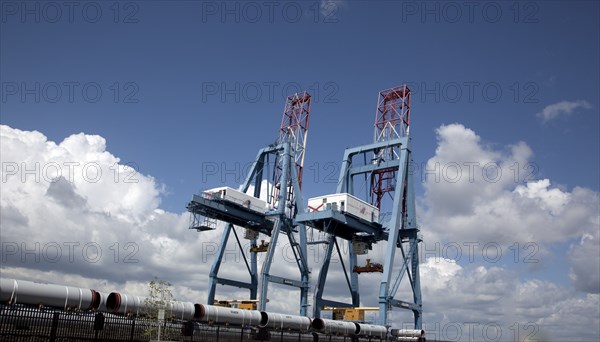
320;299;354;309
189;92;312;317
187;196;274;235
265;275;304;288
389;299;420;311
296;209;385;240
304;85;422;329
348;160;400;177
214;277;256;290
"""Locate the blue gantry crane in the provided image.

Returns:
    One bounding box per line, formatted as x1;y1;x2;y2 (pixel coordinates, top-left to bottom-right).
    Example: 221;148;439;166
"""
187;86;422;330
296;85;422;328
187;92;312;316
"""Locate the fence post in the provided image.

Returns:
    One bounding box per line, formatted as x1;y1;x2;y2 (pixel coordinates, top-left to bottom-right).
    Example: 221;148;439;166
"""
129;317;136;341
49;312;59;342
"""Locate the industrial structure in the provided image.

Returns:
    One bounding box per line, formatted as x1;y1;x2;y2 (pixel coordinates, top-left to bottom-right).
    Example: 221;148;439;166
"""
0;85;424;340
297;85;422;327
188;85;422;329
186;92;312;315
0;278;425;341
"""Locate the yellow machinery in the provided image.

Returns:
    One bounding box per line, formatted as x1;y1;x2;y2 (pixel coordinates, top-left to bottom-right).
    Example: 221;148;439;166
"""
250;240;270;253
353;259;383;273
322;307;379;321
214;299;263;310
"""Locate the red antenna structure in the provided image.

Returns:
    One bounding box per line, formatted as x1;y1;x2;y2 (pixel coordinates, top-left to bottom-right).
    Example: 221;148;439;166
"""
270;91;311;213
371;85;411;209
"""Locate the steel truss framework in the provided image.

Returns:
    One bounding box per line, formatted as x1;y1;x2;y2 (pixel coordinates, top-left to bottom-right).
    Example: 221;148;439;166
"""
295;85;422;328
187;93;312;316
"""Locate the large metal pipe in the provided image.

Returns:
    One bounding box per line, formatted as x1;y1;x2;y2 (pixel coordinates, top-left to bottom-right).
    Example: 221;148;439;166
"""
169;300;200;321
310;317;358;336
391;328;424;337
106;292;199;320
395;337;422;342
197;304;263;326
0;278;100;311
105;292;144;315
259;311;311;331
96;291;109;312
355;322;388;338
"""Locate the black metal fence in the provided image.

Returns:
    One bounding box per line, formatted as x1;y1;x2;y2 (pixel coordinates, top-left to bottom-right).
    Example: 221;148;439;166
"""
0;304;183;341
0;304;370;342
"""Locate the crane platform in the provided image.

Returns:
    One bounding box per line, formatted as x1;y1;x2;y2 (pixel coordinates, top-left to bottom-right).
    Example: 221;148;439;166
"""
295;209;386;241
187;193;274;236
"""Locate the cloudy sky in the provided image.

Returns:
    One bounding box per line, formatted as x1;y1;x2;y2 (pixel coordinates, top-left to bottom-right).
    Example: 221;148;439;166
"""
1;1;599;341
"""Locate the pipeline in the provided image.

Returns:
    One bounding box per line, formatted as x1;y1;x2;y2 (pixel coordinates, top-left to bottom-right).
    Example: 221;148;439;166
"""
0;278;100;311
355;322;388;338
259;311;311;331
391;328;425;337
106;291;199;320
1;277;404;337
197;303;263;326
96;291;109;312
310;317;358;336
395;337;425;342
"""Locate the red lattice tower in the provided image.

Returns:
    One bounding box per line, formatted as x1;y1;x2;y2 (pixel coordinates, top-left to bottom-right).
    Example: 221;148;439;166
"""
371;85;411;209
270;92;311;213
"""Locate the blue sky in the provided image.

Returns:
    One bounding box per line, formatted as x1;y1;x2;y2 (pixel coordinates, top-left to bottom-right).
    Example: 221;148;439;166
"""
2;0;598;211
1;1;599;341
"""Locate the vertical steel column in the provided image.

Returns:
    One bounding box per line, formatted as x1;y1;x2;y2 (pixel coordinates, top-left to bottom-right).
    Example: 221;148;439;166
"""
207;223;233;304
377;140;409;326
259;144;291;311
207;148;269;304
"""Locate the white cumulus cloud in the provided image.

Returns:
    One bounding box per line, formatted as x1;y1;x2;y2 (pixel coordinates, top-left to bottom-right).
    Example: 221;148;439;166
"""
1;123;598;342
536;100;592;122
421;123;599;296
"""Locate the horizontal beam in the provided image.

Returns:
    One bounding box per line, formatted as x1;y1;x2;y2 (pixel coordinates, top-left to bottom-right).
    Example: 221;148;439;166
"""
307;240;329;245
344;138;405;156
265;275;303;288
348;160;401;176
296;209;386;241
318;299;353;309
215;277;254;290
389;299;420;312
187;196;273;235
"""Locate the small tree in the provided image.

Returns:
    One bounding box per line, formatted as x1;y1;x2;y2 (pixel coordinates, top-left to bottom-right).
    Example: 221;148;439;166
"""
143;277;174;340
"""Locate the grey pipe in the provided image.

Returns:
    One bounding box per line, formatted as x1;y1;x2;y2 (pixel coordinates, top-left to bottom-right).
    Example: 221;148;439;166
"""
259;311;311;331
391;328;424;337
197;304;263;326
395;337;421;342
106;292;199;320
0;278;100;311
310;317;358;335
355;322;388;338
